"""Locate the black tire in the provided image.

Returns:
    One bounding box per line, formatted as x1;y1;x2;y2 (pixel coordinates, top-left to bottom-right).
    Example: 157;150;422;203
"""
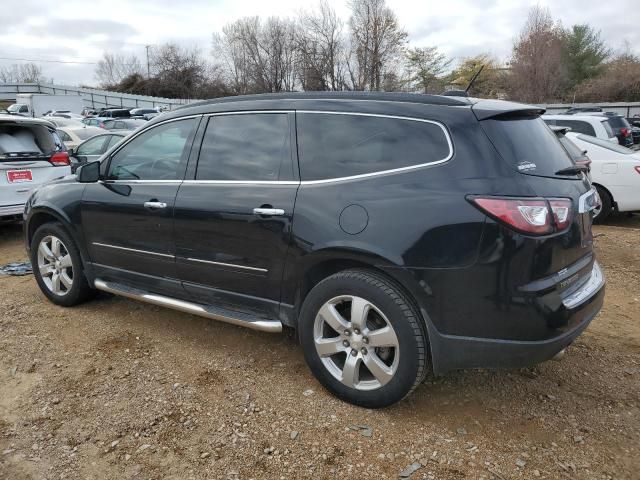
299;269;428;408
30;222;95;307
593;185;612;224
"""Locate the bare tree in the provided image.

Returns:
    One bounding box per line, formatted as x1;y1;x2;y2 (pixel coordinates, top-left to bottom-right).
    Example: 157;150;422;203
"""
508;6;567;103
347;0;407;91
149;43;208;98
95;52;143;87
574;48;640;102
213;16;298;94
296;0;347;90
0;62;45;83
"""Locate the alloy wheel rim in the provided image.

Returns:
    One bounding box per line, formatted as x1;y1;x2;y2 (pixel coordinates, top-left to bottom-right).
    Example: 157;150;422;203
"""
37;235;73;296
313;295;400;391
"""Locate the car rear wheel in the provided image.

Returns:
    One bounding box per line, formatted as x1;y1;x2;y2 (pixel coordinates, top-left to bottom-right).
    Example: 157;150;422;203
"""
593;185;612;224
31;222;95;307
299;270;428;408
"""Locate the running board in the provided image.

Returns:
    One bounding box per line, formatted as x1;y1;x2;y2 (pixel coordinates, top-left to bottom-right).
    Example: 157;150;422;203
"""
94;279;283;333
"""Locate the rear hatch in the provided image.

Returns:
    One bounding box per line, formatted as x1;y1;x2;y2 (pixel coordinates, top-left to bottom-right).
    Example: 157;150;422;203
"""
477;111;596;282
0;121;70;212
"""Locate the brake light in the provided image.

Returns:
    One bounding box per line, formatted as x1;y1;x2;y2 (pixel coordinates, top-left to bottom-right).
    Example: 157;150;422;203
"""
469;196;573;235
635;166;640;175
621;128;631;137
50;151;70;166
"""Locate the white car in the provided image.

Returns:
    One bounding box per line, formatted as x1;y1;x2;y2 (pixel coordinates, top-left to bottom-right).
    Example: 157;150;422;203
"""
0;115;71;220
543;115;618;144
56;126;105;150
566;132;640;222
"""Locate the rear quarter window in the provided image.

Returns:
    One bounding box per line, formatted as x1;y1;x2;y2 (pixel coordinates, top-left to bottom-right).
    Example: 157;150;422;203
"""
482;116;574;177
297;113;451;181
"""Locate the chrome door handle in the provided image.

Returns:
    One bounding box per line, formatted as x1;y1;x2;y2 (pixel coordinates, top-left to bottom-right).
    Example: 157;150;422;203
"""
253;207;285;216
144;201;167;209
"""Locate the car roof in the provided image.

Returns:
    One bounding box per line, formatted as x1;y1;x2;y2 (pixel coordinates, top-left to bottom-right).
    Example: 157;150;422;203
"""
0;114;55;127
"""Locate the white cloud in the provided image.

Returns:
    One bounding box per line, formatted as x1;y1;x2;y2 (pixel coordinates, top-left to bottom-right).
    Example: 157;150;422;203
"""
0;0;637;85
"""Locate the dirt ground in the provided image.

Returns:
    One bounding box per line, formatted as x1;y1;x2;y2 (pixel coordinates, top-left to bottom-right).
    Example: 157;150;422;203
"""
0;216;638;480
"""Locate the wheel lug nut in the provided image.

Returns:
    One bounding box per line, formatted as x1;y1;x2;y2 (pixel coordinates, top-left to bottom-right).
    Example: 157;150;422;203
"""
343;340;350;347
350;349;357;356
353;328;360;335
361;347;368;355
344;330;351;336
363;337;369;344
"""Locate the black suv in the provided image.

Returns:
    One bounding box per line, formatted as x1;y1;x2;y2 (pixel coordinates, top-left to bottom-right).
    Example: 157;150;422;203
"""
24;93;605;408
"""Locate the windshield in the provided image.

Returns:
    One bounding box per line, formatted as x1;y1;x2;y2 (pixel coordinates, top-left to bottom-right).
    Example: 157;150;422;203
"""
7;104;25;113
576;134;634;154
482;115;574;177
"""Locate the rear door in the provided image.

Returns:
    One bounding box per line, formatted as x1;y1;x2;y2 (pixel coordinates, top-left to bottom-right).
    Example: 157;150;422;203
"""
81;117;200;294
173;112;298;319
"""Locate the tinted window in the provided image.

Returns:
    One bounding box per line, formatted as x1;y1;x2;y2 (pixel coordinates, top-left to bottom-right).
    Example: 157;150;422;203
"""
606;116;630;129
107;118;197;180
297;113;450;181
482;116;574;177
551;119;596;136
197;113;292;181
77;136;107;155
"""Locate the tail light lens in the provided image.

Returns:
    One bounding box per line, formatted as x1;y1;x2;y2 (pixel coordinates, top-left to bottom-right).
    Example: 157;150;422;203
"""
635;166;640;175
469;196;573;235
50;151;70;166
549;199;572;230
621;128;631;137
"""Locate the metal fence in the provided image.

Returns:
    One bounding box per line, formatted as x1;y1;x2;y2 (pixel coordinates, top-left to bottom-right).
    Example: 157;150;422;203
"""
0;82;198;110
541;102;640;118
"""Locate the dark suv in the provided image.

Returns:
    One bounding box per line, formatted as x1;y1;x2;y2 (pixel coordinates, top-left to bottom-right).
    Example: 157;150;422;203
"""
24;93;605;408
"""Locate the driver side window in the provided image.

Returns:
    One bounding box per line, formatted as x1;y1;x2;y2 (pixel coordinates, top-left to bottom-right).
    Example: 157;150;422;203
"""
107;118;197;181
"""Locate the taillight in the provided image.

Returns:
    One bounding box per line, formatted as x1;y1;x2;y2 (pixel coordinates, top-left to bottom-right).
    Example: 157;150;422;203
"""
549;199;572;230
50;151;70;166
469;196;573;235
621;128;631;137
635;166;640;174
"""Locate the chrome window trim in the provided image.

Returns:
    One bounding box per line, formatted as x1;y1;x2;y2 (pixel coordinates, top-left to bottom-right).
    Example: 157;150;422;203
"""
296;110;454;185
106;110;453;185
185;257;268;273
92;242;174;259
100;180;183;185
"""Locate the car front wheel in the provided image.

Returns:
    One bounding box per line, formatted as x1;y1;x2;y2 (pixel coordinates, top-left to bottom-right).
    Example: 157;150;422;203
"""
31;222;95;307
299;270;428;408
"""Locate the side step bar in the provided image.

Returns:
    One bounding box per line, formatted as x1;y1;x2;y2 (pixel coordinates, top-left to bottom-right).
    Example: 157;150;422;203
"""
94;279;283;333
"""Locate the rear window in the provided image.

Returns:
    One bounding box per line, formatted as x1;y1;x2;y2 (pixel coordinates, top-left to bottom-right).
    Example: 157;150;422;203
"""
0;124;59;160
546;119;596;136
605;116;630;130
482;116;574;177
297;113;451;181
576;134;634;154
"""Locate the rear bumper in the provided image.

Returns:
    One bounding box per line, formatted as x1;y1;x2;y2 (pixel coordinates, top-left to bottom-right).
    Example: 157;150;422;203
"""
428;261;605;374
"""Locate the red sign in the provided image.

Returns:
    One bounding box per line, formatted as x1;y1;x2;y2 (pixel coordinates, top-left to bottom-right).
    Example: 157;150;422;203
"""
6;169;33;183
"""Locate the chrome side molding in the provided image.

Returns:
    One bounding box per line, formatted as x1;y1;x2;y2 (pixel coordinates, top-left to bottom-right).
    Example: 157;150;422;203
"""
94;279;282;333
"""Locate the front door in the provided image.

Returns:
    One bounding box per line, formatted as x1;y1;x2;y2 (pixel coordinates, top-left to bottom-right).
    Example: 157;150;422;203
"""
81;117;200;294
174;112;298;319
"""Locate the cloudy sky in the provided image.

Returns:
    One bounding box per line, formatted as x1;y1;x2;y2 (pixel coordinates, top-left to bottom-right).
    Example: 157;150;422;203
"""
1;0;637;86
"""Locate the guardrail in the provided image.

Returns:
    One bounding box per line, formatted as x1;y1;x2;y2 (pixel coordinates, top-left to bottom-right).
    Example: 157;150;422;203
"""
0;82;198;110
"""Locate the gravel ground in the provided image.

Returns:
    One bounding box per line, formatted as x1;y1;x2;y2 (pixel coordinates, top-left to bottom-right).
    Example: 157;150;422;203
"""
0;215;639;480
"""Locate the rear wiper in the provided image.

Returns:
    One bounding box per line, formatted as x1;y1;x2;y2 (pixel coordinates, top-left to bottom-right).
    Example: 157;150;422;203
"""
555;165;589;176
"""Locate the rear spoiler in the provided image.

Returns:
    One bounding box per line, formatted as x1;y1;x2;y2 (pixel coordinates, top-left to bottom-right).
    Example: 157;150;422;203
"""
471;99;545;121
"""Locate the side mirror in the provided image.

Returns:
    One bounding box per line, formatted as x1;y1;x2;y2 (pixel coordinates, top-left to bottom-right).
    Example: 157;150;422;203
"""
77;161;101;183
